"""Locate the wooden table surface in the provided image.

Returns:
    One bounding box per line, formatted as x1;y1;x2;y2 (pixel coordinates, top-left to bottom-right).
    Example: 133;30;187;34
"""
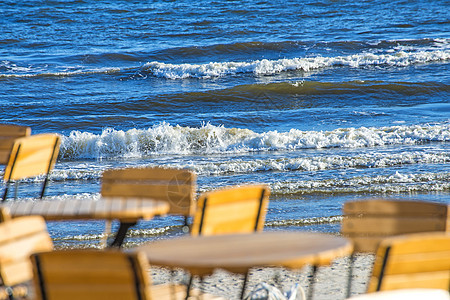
0;197;170;222
137;231;353;275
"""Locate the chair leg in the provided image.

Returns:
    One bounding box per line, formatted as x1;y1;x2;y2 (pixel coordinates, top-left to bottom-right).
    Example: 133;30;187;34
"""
2;182;10;202
306;265;318;300
240;272;250;300
39;175;49;199
346;254;355;298
185;276;193;300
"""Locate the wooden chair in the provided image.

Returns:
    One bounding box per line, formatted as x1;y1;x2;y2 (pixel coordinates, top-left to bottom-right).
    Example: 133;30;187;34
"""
0;125;31;165
368;232;450;293
0;216;53;300
0;208;10;223
341;199;450;296
2;134;61;201
189;184;270;299
100;167;197;247
102;166;197;219
31;249;225;300
190;184;270;236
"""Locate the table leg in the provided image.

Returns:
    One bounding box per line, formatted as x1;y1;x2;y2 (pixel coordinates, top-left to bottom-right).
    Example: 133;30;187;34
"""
306;265;318;300
108;221;137;248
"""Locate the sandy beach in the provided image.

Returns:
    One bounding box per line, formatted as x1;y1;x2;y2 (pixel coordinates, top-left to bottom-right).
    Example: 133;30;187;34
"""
150;254;375;300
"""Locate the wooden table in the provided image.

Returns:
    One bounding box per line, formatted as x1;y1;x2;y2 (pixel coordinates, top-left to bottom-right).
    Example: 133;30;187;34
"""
137;231;353;299
0;197;170;247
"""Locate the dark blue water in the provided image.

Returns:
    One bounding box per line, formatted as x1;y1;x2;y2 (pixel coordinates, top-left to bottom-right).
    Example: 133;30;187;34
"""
1;0;449;248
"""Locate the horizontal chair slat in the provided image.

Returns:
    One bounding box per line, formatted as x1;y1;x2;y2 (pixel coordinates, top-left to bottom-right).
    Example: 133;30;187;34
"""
343;199;448;217
342;216;447;234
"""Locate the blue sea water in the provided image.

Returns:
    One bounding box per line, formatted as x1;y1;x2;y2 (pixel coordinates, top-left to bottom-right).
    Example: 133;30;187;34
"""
1;0;449;248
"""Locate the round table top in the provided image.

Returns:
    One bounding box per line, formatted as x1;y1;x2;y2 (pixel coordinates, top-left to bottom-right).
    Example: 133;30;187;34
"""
136;231;353;275
1;197;170;221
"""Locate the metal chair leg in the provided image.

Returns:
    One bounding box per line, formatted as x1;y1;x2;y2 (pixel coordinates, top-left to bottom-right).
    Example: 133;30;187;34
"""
240;272;250;300
346;254;355;298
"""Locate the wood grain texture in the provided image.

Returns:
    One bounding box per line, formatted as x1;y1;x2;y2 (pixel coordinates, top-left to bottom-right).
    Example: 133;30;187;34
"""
0;216;53;286
137;232;353;276
2;133;60;181
190;184;270;236
368;232;450;293
342;199;449;253
0;124;31;165
31;250;224;300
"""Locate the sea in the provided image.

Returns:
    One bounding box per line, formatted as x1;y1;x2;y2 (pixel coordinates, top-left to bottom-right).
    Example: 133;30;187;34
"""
1;0;449;249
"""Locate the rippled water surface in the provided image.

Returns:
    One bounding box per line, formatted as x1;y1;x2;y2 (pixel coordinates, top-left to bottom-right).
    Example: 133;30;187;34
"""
1;0;449;247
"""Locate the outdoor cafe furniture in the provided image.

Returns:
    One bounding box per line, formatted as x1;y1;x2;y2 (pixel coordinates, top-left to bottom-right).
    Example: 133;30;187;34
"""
0;196;170;247
341;199;449;297
136;231;353;299
1;133;60;201
101;166;197;228
31;249;225;300
0;215;53;300
0;124;30;165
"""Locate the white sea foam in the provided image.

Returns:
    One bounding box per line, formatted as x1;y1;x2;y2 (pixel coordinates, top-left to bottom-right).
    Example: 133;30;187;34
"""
144;49;450;79
59;122;450;159
271;172;450;194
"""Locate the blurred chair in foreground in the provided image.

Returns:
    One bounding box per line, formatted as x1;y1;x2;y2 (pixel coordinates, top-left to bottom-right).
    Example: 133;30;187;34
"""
342;199;449;296
2;134;61;201
0;124;31;165
0;216;53;300
368;232;450;293
31;249;225;300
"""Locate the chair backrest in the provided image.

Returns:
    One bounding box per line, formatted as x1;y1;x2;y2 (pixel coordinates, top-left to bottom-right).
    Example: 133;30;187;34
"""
367;232;450;293
0;216;53;287
101;167;197;216
342;199;449;253
190;184;270;236
0;208;11;223
31;250;152;300
0;124;31;165
2;133;61;201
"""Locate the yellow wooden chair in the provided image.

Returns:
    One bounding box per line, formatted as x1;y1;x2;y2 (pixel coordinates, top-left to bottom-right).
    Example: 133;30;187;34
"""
189;184;270;299
2;134;61;201
0;124;31;165
0;216;53;300
367;232;450;293
341;199;449;296
100;167;197;247
31;249;225;300
190;184;270;236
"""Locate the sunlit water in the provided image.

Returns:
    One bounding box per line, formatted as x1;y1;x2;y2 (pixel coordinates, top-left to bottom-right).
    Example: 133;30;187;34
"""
1;0;449;248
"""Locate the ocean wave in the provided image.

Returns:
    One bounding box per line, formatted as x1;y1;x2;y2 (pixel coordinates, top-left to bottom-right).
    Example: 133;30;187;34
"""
59;122;450;159
143;49;450;79
0;62;122;78
3;42;448;79
271;172;450;195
